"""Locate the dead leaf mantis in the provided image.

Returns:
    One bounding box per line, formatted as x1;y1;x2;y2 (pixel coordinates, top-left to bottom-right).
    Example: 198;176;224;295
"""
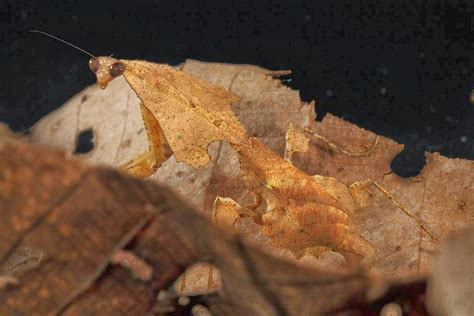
91;55;440;260
31;31;439;263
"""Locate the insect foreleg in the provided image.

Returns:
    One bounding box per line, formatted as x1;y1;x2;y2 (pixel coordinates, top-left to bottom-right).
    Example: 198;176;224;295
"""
120;103;172;177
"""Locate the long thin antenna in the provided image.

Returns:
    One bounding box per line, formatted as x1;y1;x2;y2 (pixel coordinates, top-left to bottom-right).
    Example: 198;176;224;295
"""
29;30;96;58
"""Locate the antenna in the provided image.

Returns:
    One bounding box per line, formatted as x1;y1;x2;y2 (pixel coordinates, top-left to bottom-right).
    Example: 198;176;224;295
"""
29;30;96;58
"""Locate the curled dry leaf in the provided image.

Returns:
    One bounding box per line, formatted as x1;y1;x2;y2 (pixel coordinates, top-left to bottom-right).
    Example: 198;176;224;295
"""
30;60;474;278
0;140;410;315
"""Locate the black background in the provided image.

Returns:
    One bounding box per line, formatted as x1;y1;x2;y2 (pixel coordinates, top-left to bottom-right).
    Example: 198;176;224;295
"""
1;0;473;177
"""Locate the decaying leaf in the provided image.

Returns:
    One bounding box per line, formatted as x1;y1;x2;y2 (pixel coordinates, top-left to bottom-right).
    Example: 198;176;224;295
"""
31;60;313;214
30;60;474;278
299;115;474;276
0;140;418;315
33;59;374;263
112;57;395;262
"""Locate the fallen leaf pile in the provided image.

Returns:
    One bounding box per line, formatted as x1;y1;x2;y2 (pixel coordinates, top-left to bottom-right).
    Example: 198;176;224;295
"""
0;138;430;315
31;60;474;276
1;59;472;314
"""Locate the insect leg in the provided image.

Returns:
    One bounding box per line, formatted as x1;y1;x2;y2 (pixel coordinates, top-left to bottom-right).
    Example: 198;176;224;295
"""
120;103;172;177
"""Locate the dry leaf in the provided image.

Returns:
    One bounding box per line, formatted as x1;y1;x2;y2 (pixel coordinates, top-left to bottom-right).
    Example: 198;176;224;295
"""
30;60;474;277
0;140;415;315
297;115;474;276
30;60;312;214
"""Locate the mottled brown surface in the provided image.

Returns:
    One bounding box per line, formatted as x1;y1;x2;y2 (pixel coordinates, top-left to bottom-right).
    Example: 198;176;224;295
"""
30;60;474;278
0;140;381;315
301;115;474;276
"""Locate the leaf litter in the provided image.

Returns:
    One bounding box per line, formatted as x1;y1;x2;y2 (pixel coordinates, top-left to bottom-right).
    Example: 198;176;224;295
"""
1;139;392;315
31;59;474;276
7;59;471;314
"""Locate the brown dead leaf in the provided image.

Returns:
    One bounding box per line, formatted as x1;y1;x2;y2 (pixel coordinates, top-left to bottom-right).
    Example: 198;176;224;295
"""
0;140;397;315
30;60;474;277
297;115;474;277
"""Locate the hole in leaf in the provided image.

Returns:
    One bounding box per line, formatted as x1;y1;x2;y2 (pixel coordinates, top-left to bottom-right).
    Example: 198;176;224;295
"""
74;128;94;154
390;145;426;178
315;110;325;122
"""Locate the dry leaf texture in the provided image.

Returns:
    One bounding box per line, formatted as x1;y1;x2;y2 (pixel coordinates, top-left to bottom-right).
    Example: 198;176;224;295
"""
94;57;248;169
31;60;474;277
0;140;379;315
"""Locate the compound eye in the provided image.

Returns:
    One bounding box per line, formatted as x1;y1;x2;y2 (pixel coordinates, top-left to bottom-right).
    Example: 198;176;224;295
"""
89;58;100;73
109;62;125;77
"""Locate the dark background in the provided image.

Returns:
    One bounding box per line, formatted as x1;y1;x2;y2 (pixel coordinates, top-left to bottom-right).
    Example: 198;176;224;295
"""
1;0;473;177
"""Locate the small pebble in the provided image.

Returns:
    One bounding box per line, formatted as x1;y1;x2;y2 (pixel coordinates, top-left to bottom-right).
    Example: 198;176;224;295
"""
380;302;402;316
192;304;213;316
178;296;190;306
156;290;168;301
